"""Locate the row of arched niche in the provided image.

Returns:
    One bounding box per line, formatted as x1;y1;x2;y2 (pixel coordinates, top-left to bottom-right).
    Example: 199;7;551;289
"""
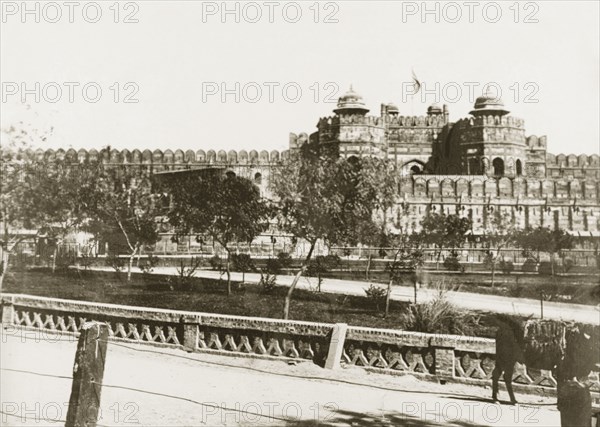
27;148;288;165
406;177;598;198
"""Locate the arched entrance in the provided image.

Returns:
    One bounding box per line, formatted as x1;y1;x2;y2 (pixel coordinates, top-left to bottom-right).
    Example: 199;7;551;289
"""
468;158;480;175
402;160;425;176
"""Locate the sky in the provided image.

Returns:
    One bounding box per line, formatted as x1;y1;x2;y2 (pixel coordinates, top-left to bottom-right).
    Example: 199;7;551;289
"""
1;0;599;156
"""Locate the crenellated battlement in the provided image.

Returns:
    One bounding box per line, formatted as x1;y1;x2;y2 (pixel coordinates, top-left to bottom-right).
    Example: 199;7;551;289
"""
318;114;446;128
402;175;599;199
289;132;311;150
526;135;547;150
318;115;384;127
23;147;290;166
454;115;525;129
386;114;446;127
546;153;600;168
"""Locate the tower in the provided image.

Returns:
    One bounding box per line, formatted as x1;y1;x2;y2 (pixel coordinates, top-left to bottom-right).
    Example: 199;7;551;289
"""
317;86;386;159
458;90;527;177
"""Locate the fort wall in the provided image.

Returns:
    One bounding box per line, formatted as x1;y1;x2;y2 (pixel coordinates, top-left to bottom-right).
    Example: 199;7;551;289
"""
21;147;600;235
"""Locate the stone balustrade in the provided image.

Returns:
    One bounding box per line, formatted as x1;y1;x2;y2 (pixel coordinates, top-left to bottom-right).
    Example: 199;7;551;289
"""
2;293;599;399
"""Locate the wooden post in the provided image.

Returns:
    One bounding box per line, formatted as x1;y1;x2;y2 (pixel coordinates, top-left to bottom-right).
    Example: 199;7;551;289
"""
66;322;109;427
414;281;418;304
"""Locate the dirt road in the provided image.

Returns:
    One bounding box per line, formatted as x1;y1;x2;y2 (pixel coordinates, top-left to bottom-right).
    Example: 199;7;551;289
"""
1;329;560;426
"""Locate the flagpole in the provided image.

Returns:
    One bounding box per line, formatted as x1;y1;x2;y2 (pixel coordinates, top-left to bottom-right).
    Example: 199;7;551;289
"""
411;68;421;118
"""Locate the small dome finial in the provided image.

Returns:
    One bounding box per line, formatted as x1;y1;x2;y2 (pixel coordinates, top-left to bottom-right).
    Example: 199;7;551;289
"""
470;89;509;117
334;85;369;116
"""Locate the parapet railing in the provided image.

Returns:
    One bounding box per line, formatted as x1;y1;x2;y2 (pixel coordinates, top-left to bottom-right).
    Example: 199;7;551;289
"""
2;293;599;398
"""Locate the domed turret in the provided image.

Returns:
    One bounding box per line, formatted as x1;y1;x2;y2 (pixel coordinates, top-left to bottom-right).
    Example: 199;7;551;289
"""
427;103;442;116
470;89;510;116
334;85;370;115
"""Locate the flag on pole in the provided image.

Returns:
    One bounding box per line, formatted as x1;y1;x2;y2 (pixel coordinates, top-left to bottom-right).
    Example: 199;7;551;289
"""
411;69;421;95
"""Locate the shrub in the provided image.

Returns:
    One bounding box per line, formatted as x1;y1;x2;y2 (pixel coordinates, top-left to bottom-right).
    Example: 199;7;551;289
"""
508;284;524;298
521;258;537;272
105;253;124;273
306;254;341;290
231;253;255;282
259;273;277;294
265;252;293;275
78;253;94;271
139;254;160;275
208;255;223;271
401;291;477;335
499;259;515;275
168;257;202;291
277;252;293;269
562;258;576;273
54;250;75;272
231;253;254;271
443;255;463;272
538;261;553;275
364;284;387;311
536;283;560;301
265;258;280;275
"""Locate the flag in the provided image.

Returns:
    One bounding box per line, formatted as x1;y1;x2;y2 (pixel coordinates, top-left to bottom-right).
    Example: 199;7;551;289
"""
411;69;421;95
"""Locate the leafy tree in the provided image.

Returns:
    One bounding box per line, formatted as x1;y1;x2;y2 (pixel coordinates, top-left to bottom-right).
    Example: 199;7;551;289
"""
270;141;393;319
385;232;424;313
1;145;31;288
514;226;575;277
231;253;255;283
84;164;164;282
481;212;517;287
419;212;472;269
167;172;271;295
353;157;400;280
0;124;97;288
358;225;385;281
21;160;99;272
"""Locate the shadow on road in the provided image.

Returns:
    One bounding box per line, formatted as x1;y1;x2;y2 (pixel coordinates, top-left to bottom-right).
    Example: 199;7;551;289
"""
287;408;482;426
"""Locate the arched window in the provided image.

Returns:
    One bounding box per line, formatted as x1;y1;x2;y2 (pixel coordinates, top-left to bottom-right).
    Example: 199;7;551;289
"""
516;159;523;176
410;165;422;175
492;158;505;177
254;172;262;185
225;171;236;179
